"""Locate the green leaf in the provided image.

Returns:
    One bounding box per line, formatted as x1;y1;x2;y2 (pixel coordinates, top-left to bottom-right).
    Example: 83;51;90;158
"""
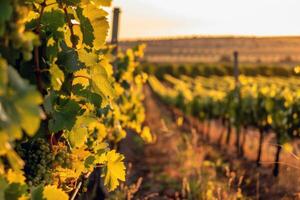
31;185;44;200
0;0;12;23
0;0;12;36
61;0;81;6
43;91;58;115
84;155;95;168
76;7;94;48
41;10;65;39
72;84;102;107
49;99;81;133
56;42;84;73
46;38;59;61
4;183;27;200
0;177;9;200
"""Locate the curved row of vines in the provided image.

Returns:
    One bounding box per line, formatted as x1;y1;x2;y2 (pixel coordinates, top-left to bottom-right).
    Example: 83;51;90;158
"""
149;74;300;177
0;0;152;199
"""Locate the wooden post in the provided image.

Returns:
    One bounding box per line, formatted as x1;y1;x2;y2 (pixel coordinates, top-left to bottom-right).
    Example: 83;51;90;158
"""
233;51;241;156
233;51;239;86
111;7;120;55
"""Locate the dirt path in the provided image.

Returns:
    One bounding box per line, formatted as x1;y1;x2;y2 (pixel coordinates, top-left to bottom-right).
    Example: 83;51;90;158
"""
119;86;300;200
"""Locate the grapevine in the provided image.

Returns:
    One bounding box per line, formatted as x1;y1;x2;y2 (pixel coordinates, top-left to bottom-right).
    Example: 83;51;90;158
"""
0;0;151;199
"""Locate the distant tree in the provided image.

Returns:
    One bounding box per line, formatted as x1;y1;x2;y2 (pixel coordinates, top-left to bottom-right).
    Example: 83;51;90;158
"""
256;58;262;64
219;55;232;63
280;55;293;63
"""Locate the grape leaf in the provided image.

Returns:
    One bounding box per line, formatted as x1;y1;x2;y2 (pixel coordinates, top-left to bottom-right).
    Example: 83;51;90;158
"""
61;0;81;6
56;42;84;73
49;63;64;91
80;4;109;49
14;90;43;136
81;0;112;7
90;64;115;103
31;185;44;200
4;183;27;200
93;0;112;7
0;177;8;200
6;169;25;184
41;10;65;39
3;67;43;137
49;99;81;133
0;0;12;23
6;151;24;171
96;150;126;191
72;84;102;107
68;126;87;148
43;185;68;200
0;0;12;36
76;7;94;48
140;126;152;143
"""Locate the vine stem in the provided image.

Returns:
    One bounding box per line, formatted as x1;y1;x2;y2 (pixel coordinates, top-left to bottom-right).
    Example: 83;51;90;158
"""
70;172;92;200
62;6;77;49
34;0;47;94
70;181;82;200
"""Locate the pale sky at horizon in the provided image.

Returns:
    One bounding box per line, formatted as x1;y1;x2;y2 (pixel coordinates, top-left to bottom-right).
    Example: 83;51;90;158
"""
108;0;300;40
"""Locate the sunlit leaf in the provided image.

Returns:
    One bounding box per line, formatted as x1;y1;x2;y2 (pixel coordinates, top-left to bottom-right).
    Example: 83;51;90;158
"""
43;185;68;200
97;150;125;191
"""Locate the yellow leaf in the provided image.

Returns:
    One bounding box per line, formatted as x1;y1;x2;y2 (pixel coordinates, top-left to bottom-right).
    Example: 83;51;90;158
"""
14;90;43;136
140;126;152;143
0;133;9;155
0;57;8;95
49;63;64;91
90;63;115;103
98;150;126;191
18;195;29;200
176;117;184;127
283;143;293;154
78;49;98;66
99;56;113;76
85;5;109;49
43;185;68;200
6;169;25;184
92;0;112;7
6;150;24;171
68;126;88;148
73;69;90;87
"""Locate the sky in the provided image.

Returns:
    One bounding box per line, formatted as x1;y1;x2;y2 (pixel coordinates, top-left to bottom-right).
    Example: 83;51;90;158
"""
108;0;300;40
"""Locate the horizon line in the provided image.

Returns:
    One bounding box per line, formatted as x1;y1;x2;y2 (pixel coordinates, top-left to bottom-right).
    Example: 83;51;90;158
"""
116;34;300;42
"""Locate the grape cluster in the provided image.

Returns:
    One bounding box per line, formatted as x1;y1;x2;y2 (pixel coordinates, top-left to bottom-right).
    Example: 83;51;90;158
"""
16;138;54;186
53;147;72;169
16;138;73;186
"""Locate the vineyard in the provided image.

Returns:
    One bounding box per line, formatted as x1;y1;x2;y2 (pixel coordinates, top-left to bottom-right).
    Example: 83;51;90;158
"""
1;0;300;200
148;74;300;198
